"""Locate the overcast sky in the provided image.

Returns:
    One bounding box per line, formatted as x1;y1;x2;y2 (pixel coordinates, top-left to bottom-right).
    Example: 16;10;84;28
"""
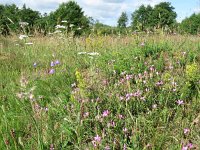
1;0;200;26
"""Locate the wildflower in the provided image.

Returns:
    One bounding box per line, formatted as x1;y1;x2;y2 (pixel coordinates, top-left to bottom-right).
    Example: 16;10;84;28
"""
78;52;87;55
25;42;33;45
133;90;142;97
182;146;188;150
177;100;184;105
123;128;128;133
156;81;163;86
108;121;115;127
54;30;62;33
140;42;145;46
55;25;66;29
102;110;109;117
50;61;54;67
92;140;97;147
16;92;24;99
29;93;34;100
19;35;28;40
33;62;37;67
71;83;76;88
123;144;127;150
149;65;155;71
61;20;67;23
120;96;124;101
184;128;190;134
19;21;29;26
105;145;111;150
49;69;55;74
83;112;89;118
69;24;74;27
152;104;157;109
54;60;60;65
118;114;124;119
87;52;100;56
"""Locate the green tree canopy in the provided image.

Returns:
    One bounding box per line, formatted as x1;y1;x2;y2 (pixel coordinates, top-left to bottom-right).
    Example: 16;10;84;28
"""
131;5;153;31
117;12;128;28
131;2;177;32
180;13;200;34
53;1;89;34
152;2;177;28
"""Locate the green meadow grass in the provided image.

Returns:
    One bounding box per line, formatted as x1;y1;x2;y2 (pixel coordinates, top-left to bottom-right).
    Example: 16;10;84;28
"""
0;34;199;150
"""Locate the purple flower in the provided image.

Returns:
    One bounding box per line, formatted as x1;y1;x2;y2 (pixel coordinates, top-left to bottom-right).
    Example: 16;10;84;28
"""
49;69;55;74
156;81;164;86
50;61;55;67
33;62;37;67
177;100;184;105
54;60;60;65
102;110;109;117
182;146;188;150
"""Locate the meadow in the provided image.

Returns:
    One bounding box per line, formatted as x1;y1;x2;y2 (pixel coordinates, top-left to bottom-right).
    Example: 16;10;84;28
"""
0;34;200;150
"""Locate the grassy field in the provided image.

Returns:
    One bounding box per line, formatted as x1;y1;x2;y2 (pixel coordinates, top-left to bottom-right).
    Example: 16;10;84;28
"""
0;34;200;150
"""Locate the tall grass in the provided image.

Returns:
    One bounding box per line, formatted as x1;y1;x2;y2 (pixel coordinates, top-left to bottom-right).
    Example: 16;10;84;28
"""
0;34;199;150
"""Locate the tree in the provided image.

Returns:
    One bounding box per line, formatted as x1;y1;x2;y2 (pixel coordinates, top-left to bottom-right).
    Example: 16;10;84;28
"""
53;1;89;35
152;2;177;29
0;4;19;35
18;4;41;27
180;13;200;34
131;5;153;31
117;12;128;28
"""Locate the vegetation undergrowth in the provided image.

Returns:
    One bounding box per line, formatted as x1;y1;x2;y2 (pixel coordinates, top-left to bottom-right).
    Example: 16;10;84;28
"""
0;34;199;150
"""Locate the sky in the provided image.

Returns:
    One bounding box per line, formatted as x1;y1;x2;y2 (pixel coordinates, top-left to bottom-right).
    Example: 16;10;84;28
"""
1;0;200;26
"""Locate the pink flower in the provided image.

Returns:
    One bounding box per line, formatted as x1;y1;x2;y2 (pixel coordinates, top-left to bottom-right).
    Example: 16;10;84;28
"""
182;146;188;150
102;110;109;117
184;128;190;134
105;145;111;150
177;100;184;105
123;128;128;133
94;135;101;142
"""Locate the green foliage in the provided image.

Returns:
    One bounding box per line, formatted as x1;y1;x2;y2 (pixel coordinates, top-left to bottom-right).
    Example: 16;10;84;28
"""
53;1;89;35
131;2;177;32
131;5;153;31
117;12;128;28
180;13;200;34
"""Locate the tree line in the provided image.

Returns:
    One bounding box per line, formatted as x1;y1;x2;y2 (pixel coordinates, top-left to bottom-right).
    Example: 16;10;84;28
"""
0;1;200;36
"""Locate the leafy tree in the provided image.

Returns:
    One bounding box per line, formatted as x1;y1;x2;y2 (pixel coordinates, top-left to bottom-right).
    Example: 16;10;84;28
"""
131;2;176;32
18;4;41;27
152;2;177;29
117;12;128;28
0;4;19;35
131;5;153;31
180;13;200;34
53;1;89;35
